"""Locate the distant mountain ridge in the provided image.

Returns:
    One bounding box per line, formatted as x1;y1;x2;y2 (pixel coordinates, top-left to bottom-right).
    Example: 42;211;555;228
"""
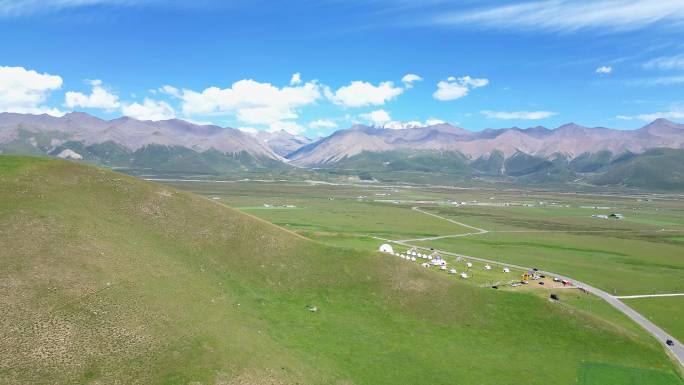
0;112;278;158
2;112;684;190
287;119;684;166
254;129;312;157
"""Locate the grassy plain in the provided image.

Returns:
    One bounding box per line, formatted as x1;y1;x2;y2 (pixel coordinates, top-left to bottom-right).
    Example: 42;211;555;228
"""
1;157;682;384
168;178;684;365
624;296;684;342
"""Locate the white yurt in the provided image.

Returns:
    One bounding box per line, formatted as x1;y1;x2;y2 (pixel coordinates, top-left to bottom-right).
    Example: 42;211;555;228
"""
449;269;457;274
440;265;447;270
421;262;430;268
410;257;416;261
466;262;473;268
484;264;492;270
503;267;510;273
379;244;394;254
460;272;468;279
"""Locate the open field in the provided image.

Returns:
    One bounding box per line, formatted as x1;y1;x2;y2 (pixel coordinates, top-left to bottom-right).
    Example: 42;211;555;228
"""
2;156;683;384
169;179;684;295
624;296;684;342
166;178;684;370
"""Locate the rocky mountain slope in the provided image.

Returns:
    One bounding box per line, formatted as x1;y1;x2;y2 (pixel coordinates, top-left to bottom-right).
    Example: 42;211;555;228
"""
0;111;278;158
288;119;684;166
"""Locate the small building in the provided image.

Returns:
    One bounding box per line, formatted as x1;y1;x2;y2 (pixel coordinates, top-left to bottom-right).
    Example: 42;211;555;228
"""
379;244;394;254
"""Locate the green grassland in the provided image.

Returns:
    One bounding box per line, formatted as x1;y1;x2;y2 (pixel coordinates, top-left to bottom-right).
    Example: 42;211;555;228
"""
167;178;684;364
1;155;682;384
623;296;684;342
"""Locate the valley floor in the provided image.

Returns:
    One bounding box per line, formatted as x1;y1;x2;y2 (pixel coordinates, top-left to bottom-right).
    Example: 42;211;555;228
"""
165;177;684;374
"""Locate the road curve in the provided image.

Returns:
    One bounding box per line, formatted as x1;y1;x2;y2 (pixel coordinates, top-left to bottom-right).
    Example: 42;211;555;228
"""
377;206;684;370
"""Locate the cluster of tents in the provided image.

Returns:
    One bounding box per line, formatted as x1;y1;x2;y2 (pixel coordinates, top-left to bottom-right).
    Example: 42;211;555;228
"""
379;244;512;280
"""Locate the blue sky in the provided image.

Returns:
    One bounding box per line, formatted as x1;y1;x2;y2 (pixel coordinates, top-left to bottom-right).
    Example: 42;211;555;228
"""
1;0;684;137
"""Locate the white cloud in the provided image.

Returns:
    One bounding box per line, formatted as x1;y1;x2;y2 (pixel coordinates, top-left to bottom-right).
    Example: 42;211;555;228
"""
616;106;684;121
308;119;338;129
643;54;684;71
290;72;302;86
596;66;613;74
383;121;424;130
329;81;403;107
625;75;684;86
401;73;423;88
0;65;63;115
481;110;557;120
237;126;259;135
268;120;305;135
0;0;168;18
121;98;175;121
159;85;181;98
360;109;392;125
65;79;120;110
434;0;684;33
433;75;488;101
181;79;321;125
426;118;446;126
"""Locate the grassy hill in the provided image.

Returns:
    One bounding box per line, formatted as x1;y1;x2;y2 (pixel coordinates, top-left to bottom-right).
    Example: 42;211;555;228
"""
593;148;684;190
0;156;681;385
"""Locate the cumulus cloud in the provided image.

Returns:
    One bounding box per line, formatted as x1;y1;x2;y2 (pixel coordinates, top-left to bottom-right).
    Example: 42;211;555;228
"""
290;72;302;86
181;78;321;125
596;66;613;74
328;81;403;107
481;110;557;120
65;79;120;110
434;0;684;33
433;75;488;101
616;106;684;121
0;65;63;115
308;119;338;129
360;109;392;125
159;85;181;98
237;126;259;135
121;98;175;121
401;73;423;88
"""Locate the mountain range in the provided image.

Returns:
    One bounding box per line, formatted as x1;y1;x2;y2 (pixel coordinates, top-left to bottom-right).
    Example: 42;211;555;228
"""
2;111;684;190
287;119;684;165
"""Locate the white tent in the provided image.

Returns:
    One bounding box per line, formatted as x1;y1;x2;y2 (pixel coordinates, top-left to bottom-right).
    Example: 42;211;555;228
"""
421;262;430;268
449;269;457;274
440;265;447;270
460;272;468;279
484;265;492;270
503;267;510;273
379;244;394;254
410;257;416;261
466;262;473;268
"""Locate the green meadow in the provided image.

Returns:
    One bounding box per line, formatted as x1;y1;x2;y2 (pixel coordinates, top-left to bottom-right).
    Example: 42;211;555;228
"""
169;178;684;366
2;157;682;384
624;296;684;342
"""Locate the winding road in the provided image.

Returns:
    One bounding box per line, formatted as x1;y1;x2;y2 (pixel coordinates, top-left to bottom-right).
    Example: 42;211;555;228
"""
379;206;684;370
